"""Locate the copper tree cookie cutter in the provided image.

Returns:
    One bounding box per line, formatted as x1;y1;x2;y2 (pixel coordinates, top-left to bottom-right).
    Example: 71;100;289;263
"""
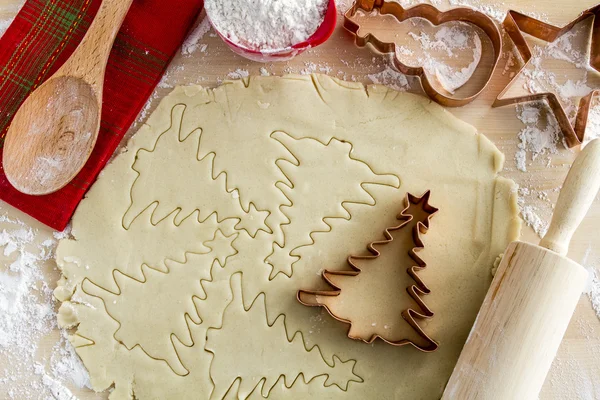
493;6;600;148
297;191;439;352
344;0;503;107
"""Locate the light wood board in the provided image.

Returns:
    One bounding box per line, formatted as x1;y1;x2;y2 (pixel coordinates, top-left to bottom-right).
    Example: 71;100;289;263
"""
0;0;599;398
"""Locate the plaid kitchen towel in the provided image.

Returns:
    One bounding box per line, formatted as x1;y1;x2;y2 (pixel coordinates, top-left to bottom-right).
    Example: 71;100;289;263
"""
0;0;203;231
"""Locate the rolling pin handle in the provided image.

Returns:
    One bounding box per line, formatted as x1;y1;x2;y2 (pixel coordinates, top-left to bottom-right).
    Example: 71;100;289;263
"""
540;139;600;256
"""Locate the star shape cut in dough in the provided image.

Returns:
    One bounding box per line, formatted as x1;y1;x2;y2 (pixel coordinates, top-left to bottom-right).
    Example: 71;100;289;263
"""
493;6;600;148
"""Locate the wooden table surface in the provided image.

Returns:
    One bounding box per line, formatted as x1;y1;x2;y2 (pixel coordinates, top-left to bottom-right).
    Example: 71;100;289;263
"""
1;0;599;399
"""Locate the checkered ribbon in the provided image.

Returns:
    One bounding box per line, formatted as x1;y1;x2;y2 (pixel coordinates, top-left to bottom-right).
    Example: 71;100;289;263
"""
0;0;203;230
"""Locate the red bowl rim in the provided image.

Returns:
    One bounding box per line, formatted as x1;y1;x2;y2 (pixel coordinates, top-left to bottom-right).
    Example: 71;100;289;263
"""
211;0;337;56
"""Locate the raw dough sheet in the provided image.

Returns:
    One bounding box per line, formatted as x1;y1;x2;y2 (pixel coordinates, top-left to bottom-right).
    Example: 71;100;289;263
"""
55;74;520;399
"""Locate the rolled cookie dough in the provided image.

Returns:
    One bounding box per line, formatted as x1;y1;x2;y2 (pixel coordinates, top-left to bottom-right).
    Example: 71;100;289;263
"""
55;74;521;399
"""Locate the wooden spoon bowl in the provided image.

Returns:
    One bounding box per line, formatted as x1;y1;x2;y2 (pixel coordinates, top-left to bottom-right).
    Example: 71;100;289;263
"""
3;76;100;193
2;0;133;196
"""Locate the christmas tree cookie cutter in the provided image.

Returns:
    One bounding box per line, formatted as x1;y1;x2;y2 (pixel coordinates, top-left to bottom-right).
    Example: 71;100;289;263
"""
493;6;600;148
297;191;439;352
344;0;502;107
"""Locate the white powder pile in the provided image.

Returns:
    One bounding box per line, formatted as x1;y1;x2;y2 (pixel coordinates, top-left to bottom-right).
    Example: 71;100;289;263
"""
205;0;329;51
0;214;89;399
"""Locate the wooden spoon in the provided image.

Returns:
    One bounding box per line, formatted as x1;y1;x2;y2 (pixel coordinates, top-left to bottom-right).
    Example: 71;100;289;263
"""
2;0;134;196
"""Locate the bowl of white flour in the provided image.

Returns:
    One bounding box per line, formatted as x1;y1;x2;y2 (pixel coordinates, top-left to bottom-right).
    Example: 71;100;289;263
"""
204;0;337;62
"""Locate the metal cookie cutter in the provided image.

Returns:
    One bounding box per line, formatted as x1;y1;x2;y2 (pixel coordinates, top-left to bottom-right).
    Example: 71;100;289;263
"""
298;191;439;352
344;0;503;107
493;6;600;148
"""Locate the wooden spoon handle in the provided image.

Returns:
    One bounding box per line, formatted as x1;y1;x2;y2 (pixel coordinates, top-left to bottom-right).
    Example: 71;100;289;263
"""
57;0;134;88
540;139;600;256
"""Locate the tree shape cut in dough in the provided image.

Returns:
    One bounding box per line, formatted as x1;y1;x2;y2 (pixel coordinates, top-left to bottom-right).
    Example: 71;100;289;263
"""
298;192;439;352
267;132;400;279
167;270;236;399
56;207;236;296
206;274;363;399
192;103;301;241
123;104;269;237
83;230;238;376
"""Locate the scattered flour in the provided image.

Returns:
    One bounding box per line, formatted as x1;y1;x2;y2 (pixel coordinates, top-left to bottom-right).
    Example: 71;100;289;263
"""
582;247;600;322
181;16;212;56
205;0;329;51
434;39;482;93
519;204;549;238
334;0;354;14
300;61;334;75
514;104;560;172
589;269;600;320
0;214;89;399
0;18;12;37
157;65;186;90
136;93;159;126
0;218;54;353
517;187;553;239
517;22;596;123
367;66;409;91
49;332;91;390
447;0;507;22
0;1;24;38
399;23;483;93
381;0;507;22
408;24;471;56
502;51;516;77
40;373;77;400
503;14;600;250
227;68;250;79
585;99;600;143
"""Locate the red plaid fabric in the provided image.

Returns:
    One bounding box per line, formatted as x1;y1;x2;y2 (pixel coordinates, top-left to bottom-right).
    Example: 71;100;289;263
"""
0;0;203;230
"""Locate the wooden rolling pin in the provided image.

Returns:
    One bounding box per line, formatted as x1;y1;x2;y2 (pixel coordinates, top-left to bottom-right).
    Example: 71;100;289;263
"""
442;138;600;400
